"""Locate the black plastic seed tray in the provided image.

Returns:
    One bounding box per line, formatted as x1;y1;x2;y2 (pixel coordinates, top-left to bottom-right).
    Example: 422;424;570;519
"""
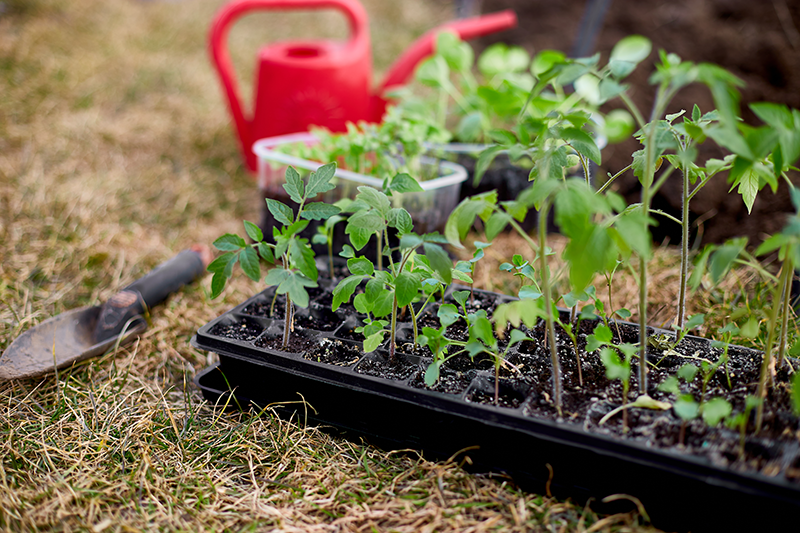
192;284;800;533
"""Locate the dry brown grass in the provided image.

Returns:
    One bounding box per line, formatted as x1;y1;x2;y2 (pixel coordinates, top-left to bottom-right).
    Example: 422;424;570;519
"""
1;1;769;531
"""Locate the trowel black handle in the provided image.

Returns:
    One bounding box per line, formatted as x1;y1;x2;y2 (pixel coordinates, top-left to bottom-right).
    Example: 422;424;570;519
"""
93;247;210;343
124;247;208;308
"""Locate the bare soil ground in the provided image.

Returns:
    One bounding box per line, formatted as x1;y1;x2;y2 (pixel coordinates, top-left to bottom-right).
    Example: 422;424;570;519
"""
479;0;800;246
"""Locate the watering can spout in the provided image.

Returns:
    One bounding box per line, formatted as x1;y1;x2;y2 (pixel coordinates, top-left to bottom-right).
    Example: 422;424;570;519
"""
370;9;518;121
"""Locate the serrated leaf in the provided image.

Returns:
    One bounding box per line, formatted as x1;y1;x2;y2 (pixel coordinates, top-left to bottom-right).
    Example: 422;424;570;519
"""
244;220;263;242
301;202;342;220
257;242;274;263
423;243;452;285
282;273;314;308
306;162;337;198
356;186;391;215
388;173;423;193
210;272;227;299
387;208;413;234
290;238;317;281
395;272;422;308
347;256;374;276
264;267;291;288
240;246;260;281
562;127;602;165
207;252;236;274
266;199;294;226
283;166;304;203
332;274;363;311
213;233;247;252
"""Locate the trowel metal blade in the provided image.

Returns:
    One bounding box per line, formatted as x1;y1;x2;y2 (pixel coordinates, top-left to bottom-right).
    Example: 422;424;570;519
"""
0;306;146;380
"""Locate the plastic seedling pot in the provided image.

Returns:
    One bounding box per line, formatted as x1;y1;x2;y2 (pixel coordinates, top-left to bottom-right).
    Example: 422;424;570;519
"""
253;132;468;239
193;280;800;533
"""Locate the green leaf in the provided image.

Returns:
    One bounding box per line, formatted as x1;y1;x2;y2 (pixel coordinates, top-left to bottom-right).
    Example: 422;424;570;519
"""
346;211;384;250
213;233;247;252
264;267;291;288
356;186;391;215
702;397;732;426
332;275;363;311
290;238;317;281
614;209;652;259
239;246;260;281
609;35;652;79
243;220;264;243
347;256;374;276
739;317;760;339
593;323;614;342
266;199;294;226
210;272;227;299
363;331;385;353
438;304;460;327
373;290;394;318
424;362;440;387
207;252;236;274
709;237;746;284
387;208;413;234
423;243;452;285
283;166;304;203
470;316;495;347
674;394;700;421
518;286;542;300
658;376;680;394
561;127;601;165
684;314;705;331
453;290;470;310
485;212;511;241
395;272;422;308
416;55;449;87
388;173;423;193
257;242;274;263
301;202;341;221
600;347;629;382
678;364;699;382
306;162;337;199
727;159;760;214
282;273;314;308
457;112;483;143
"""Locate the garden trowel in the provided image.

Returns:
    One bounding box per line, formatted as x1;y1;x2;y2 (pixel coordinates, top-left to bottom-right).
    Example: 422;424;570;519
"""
0;246;211;380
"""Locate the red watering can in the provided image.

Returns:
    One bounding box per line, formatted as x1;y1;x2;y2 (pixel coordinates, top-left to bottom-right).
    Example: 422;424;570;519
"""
209;0;517;172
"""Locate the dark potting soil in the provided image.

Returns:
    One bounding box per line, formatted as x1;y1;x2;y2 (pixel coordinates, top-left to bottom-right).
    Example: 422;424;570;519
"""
467;378;530;409
408;366;474;395
509;319;800;482
303;338;362;366
356;353;416;381
209;317;264;341
253;332;317;354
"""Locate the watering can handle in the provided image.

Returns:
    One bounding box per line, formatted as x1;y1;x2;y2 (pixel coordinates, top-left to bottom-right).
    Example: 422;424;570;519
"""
208;0;369;162
376;9;518;97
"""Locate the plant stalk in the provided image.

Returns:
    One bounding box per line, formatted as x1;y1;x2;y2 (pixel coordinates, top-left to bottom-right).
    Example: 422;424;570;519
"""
777;250;794;369
282;294;292;349
539;200;562;413
755;260;791;432
677;159;690;330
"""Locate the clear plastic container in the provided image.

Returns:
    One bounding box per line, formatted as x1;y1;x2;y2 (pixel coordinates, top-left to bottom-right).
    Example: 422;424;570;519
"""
252;132;468;233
